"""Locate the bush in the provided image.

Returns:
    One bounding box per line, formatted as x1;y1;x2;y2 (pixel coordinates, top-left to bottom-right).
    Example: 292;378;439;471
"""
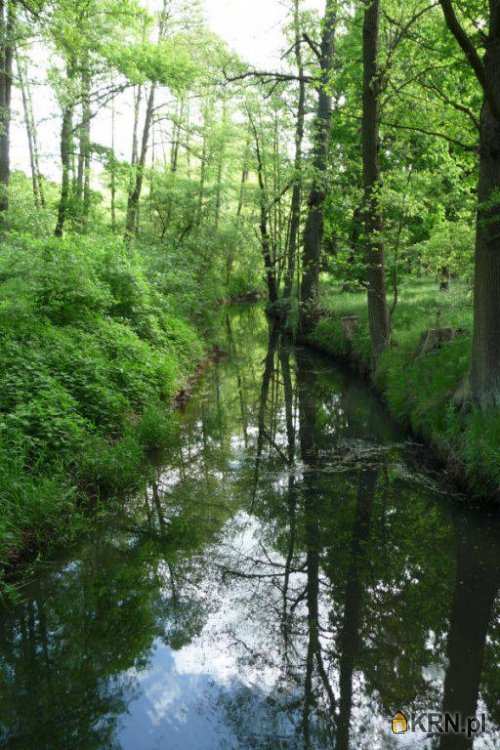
0;232;206;568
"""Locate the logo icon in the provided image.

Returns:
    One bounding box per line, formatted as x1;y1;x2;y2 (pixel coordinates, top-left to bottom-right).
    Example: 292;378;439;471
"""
392;711;408;735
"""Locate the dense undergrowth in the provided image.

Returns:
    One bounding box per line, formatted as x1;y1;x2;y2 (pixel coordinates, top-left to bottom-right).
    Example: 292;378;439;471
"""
0;231;214;578
309;279;500;497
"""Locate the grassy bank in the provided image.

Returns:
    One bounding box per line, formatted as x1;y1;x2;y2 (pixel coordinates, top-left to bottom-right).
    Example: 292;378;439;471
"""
0;232;210;581
308;279;500;499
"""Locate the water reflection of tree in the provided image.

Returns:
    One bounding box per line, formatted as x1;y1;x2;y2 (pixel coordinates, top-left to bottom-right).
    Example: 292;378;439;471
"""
219;325;500;750
439;515;500;750
0;326;259;750
1;311;499;750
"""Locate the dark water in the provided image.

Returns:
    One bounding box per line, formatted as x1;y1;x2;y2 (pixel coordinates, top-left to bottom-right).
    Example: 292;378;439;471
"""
0;308;499;750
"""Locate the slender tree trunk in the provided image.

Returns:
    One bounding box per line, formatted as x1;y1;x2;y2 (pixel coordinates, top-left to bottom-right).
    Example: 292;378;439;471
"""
226;143;249;286
196;101;211;227
54;94;74;237
236;150;249;220
125;0;169;240
25;60;45;208
131;84;142;169
285;0;306;301
16;50;41;209
362;0;390;364
170;97;183;173
80;64;92;229
125;83;155;238
110;93;116;231
300;0;337;331
185;99;192;178
0;0;14;217
249;112;279;305
214;100;228;230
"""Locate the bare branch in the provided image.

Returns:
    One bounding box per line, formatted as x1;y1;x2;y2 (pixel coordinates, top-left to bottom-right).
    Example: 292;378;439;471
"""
223;68;315;86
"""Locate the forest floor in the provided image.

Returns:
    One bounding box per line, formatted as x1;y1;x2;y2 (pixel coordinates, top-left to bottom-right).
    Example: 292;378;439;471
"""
308;279;500;500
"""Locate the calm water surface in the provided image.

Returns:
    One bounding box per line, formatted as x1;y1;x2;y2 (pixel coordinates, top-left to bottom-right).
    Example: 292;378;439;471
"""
0;308;499;750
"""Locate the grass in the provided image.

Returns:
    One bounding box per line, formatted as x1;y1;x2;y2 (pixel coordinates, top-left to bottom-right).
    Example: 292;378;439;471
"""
309;277;500;498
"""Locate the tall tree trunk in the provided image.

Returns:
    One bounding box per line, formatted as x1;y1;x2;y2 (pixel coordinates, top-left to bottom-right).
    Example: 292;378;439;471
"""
125;0;169;240
77;63;92;229
16;50;42;209
300;0;337;332
196;100;211;227
25;59;45;209
54;94;74;237
110;92;116;231
214;100;228;231
285;0;306;301
185;99;192;179
131;84;142;169
170;97;183;173
362;0;390;364
439;0;500;406
0;0;14;217
125;83;155;238
226;143;249;286
249;112;279;306
471;24;500;406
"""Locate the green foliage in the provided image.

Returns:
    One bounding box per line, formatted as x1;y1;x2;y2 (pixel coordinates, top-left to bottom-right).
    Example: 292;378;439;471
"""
136;404;179;453
77;432;145;497
0;232;206;568
309;280;500;494
412;218;475;282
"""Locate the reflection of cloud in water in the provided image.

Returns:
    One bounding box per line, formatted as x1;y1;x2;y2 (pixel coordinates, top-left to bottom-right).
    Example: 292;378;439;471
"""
118;642;238;750
116;512;307;749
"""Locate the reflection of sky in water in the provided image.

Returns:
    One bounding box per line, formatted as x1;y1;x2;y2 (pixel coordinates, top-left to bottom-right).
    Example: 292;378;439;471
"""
119;644;237;750
1;316;499;750
113;503;500;750
116;513;304;749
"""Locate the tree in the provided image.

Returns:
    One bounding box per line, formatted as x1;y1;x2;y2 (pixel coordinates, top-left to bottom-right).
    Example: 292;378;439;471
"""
300;0;338;332
284;0;306;302
439;0;500;407
362;0;390;363
16;49;45;209
0;0;14;217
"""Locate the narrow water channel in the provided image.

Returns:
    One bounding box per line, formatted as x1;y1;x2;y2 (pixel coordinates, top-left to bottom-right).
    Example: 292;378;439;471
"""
1;308;499;750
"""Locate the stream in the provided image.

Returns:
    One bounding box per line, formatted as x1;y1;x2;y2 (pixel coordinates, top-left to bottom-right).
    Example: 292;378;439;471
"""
0;307;499;750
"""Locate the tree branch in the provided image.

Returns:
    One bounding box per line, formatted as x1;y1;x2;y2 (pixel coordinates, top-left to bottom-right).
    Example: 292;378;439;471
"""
380;117;477;150
302;32;321;60
223;68;315;86
439;0;500;120
416;78;480;129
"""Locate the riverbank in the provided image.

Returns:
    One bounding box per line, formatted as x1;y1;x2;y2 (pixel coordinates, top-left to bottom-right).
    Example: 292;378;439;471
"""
2;304;499;750
0;233;215;586
305;280;500;501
